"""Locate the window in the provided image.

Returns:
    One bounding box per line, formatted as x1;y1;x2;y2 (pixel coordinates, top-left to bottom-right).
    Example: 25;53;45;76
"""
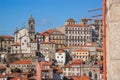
22;43;24;45
24;40;26;42
61;56;63;58
16;46;17;48
57;56;59;58
89;71;92;78
95;74;97;79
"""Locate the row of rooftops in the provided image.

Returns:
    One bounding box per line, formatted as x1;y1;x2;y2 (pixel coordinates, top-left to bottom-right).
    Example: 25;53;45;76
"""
0;36;14;39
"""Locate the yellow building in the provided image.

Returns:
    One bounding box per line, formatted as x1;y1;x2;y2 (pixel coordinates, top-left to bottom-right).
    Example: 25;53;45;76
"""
71;50;89;61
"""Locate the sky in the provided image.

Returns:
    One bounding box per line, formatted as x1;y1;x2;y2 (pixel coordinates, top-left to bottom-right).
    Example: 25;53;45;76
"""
0;0;102;36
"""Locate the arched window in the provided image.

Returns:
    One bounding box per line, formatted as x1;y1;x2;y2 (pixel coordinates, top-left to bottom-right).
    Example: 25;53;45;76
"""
95;73;97;79
89;71;92;78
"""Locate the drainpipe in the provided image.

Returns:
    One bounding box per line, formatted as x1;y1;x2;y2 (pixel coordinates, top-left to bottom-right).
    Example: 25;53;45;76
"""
102;0;107;80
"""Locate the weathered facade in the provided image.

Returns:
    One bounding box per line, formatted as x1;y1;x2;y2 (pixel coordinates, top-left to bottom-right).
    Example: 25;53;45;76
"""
106;0;120;80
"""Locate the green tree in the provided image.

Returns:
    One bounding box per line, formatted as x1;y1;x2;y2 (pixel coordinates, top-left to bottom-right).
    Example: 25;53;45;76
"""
11;68;21;73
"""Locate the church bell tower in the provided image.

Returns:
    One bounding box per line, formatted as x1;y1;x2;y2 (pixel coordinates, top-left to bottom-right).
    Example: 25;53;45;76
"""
28;15;35;41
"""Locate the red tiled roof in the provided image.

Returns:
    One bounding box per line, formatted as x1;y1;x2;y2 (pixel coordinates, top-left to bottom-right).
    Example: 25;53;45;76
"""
80;75;90;80
97;61;103;65
11;78;18;80
22;72;31;75
29;76;36;79
12;42;21;46
63;59;83;68
57;49;64;53
74;49;88;52
66;18;76;22
6;73;19;77
30;40;37;43
96;48;103;52
41;41;56;44
42;29;56;36
65;24;88;27
0;74;6;78
11;60;32;64
56;69;63;73
0;66;5;69
64;44;96;49
0;36;13;39
39;61;51;66
71;76;79;80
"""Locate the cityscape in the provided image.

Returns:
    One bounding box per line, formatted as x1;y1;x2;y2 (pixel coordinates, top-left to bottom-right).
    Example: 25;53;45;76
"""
0;15;103;80
1;0;120;80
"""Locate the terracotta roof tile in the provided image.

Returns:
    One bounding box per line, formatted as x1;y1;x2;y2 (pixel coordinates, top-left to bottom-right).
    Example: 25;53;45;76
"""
0;66;5;69
39;61;51;66
80;75;90;80
11;60;32;64
56;69;63;73
65;24;88;27
74;49;88;52
12;42;21;46
41;41;56;44
63;59;83;68
66;18;76;22
30;40;37;43
57;49;64;53
96;48;103;52
0;35;13;39
0;74;6;78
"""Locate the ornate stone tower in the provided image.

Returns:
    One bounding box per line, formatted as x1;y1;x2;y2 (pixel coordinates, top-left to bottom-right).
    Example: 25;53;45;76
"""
28;15;35;41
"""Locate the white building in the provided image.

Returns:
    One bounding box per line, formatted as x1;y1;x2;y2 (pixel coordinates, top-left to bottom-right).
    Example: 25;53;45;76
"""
55;49;66;66
12;16;36;54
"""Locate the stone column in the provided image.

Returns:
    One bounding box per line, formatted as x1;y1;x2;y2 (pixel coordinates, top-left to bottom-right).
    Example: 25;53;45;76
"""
106;0;120;80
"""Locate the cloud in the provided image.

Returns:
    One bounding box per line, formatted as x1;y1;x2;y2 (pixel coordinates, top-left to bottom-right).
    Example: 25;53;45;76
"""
36;18;51;26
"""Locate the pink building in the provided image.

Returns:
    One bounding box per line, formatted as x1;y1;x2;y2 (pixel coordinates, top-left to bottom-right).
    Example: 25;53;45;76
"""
36;61;53;80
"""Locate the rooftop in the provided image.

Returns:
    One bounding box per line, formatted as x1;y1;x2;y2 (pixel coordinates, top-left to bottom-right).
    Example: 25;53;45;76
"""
11;60;32;64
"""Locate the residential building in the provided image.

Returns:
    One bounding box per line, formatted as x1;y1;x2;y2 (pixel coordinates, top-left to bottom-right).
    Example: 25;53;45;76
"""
62;59;89;77
36;29;65;49
0;36;14;53
0;74;7;80
40;42;56;61
71;50;89;62
65;18;92;46
10;60;33;72
30;40;38;53
36;61;53;80
55;49;66;66
0;66;6;73
64;42;98;55
92;19;102;42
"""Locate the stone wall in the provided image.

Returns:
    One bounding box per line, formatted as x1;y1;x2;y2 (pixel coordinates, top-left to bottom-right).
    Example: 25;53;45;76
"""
106;0;120;80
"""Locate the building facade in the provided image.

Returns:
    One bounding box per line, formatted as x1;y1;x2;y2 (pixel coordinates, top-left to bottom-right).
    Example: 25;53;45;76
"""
12;16;36;54
71;50;89;62
10;60;33;72
40;42;56;61
0;36;14;53
55;49;66;66
65;18;92;46
36;61;53;80
36;29;65;49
